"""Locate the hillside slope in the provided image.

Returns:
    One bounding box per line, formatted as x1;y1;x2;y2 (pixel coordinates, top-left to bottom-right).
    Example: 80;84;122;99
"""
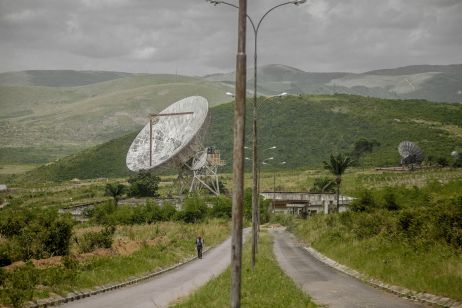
205;64;462;103
14;94;462;183
0;71;232;163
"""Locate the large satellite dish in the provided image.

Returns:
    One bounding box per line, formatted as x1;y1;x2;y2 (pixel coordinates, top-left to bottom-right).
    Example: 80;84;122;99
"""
126;96;225;195
126;96;209;172
398;141;424;167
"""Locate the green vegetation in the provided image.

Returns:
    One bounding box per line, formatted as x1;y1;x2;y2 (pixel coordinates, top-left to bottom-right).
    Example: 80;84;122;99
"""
127;170;160;197
0;208;74;263
11;94;462;184
104;183;126;206
173;232;316;308
323;153;354;211
0;221;229;307
0;72;232;165
289;180;462;300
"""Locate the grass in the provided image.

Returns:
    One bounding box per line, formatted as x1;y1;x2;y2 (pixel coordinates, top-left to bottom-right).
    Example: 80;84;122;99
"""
172;231;316;308
254;167;462;195
290;203;462;300
0;220;230;305
0;164;39;175
72;221;230;289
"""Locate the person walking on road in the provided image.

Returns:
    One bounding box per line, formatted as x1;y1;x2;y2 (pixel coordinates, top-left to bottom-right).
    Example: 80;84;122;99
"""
196;236;204;259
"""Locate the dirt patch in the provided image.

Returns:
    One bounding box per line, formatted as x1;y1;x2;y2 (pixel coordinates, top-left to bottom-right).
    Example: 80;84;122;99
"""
112;239;140;256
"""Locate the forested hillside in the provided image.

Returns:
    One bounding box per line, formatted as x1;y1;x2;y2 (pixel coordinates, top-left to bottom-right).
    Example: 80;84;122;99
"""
13;94;462;183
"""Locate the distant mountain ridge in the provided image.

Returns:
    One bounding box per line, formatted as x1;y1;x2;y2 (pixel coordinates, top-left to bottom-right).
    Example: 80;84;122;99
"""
204;63;462;103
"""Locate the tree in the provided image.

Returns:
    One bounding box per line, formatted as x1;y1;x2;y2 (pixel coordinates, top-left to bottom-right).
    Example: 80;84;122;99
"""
128;170;160;197
309;177;336;193
323;153;353;212
105;183;126;206
350;138;380;164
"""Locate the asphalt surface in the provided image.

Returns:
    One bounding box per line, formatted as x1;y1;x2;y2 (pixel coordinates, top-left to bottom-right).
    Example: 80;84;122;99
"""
272;229;425;308
62;230;249;308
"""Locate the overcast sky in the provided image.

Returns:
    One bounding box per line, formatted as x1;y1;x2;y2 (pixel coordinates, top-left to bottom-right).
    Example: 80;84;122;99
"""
1;0;461;76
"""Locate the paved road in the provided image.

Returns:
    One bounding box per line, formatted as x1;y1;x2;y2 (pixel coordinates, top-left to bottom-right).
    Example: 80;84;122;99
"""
63;230;249;308
272;229;425;308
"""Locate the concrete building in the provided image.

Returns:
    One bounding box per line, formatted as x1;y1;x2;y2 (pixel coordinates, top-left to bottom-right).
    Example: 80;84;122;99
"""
260;191;354;215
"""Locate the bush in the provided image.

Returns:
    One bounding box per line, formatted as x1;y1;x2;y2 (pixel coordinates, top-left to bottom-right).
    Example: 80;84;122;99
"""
0;244;12;266
179;195;208;223
4;262;37;308
210;196;232;219
350;190;376;212
76;226;115;253
128;170;160;197
382;190;400;211
0;208;74;261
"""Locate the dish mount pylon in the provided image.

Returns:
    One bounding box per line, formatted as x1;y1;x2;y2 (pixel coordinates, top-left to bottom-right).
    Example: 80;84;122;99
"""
189;147;225;196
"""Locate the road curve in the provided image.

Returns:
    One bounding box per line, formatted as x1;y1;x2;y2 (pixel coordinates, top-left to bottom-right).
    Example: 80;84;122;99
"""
62;230;249;308
272;229;425;308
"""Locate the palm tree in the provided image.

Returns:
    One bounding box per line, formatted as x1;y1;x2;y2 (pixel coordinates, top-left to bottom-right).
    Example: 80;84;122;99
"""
105;183;126;206
323;153;353;212
310;177;336;193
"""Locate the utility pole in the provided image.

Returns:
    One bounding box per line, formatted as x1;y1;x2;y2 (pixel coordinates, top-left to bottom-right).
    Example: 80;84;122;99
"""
231;0;247;307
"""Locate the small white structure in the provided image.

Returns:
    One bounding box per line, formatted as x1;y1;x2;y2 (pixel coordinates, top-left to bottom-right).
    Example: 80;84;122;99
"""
0;184;7;192
260;191;353;215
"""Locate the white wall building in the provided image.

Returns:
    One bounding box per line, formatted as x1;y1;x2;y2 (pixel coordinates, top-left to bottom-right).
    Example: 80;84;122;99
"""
260;191;353;215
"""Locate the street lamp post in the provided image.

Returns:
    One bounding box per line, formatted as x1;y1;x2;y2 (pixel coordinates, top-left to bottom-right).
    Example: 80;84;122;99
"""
207;0;305;269
273;161;286;211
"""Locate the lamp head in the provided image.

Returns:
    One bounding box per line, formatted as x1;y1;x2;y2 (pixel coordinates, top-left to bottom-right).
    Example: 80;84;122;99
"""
280;92;288;97
205;0;222;5
292;0;307;5
225;92;235;97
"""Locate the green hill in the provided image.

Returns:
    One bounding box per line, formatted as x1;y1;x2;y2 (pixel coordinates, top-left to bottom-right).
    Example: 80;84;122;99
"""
13;94;462;184
0;70;131;87
0;71;233;164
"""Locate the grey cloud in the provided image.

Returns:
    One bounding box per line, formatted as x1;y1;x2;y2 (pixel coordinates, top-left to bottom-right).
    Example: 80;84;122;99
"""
0;0;461;75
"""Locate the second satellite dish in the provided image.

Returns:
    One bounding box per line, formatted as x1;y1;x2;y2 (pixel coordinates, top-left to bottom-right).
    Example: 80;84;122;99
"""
126;96;209;172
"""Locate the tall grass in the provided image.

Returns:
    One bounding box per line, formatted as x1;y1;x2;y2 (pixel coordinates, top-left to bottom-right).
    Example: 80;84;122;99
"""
0;220;230;306
172;231;316;308
290;181;462;300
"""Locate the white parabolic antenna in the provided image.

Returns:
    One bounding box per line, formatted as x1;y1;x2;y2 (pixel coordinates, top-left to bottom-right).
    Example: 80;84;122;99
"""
126;96;209;172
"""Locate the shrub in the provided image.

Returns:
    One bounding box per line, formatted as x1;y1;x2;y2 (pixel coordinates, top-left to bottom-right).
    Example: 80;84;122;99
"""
179;195;208;223
0;244;12;266
350;190;376;212
4;262;37;308
62;255;79;270
76;226;115;253
437;157;449;167
105;183;126;205
382;190;400;211
0;208;73;261
128;170;160;197
210;196;232;219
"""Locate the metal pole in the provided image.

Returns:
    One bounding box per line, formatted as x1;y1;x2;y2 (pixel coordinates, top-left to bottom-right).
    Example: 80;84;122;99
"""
273;169;276;212
231;0;247;306
251;28;258;268
149;117;152;166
